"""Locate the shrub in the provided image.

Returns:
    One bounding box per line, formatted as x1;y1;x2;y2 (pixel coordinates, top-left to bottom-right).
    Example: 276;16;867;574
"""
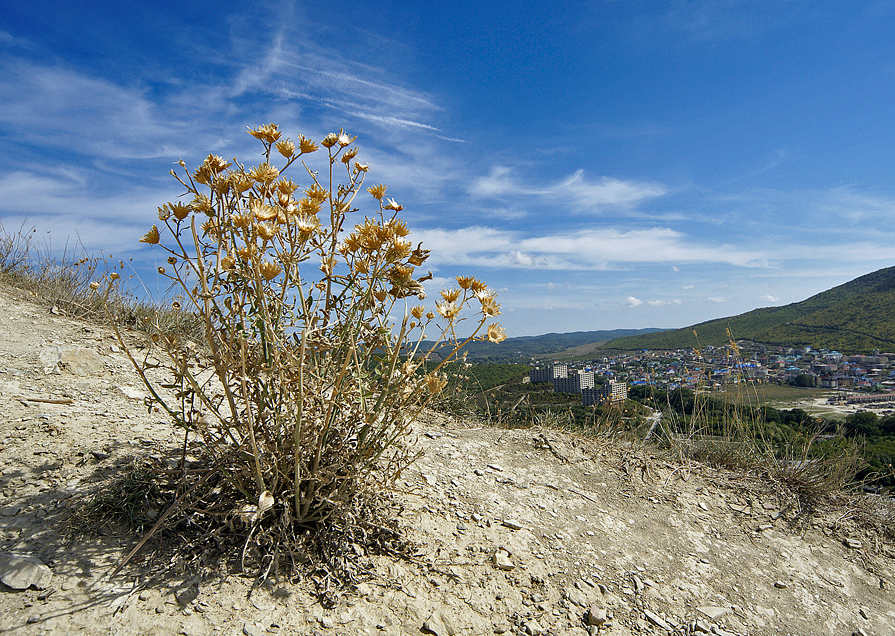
97;124;505;560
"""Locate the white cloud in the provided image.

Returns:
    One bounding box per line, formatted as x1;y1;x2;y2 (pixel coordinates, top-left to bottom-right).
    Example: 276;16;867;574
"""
707;296;728;303
625;296;643;307
469;166;665;212
760;294;779;303
413;225;765;270
682;284;694;289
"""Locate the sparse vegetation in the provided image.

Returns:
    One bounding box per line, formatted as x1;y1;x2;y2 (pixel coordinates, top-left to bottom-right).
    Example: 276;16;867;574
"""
91;124;506;584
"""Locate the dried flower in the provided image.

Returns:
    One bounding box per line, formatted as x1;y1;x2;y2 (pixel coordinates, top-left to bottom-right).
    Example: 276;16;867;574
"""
383;197;403;211
367;184;387;200
171;202;191;221
354;162;369;173
89;281;100;290
321;132;339;148
275;138;295;158
408;244;430;267
157;266;166;275
425;373;448;395
250;163;280;184
247;123;281;143
256;222;279;241
341;148;359;164
259;261;282;280
486;323;507;343
192;193;214;214
337;130;355;147
411;306;426;319
436;300;460;321
298;135;318;154
440;288;461;303
480;294;501;317
140;225;160;244
252;201;278;221
221;256;235;271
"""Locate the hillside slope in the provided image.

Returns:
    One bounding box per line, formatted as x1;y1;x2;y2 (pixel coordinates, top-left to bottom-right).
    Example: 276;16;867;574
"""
1;281;893;636
604;266;895;352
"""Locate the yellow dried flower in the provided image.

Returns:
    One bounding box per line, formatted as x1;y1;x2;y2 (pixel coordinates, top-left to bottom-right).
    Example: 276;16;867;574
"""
321;132;339;148
469;279;488;294
252;201;278;221
426;311;435;320
480;295;501;317
221;256;235;271
387;219;410;237
250;163;280;184
367;184;387;200
295;215;320;235
387;239;412;260
305;184;327;203
383;197;403;211
204;154;232;174
247;123;281;143
486;323;508;343
140;225;160;244
256;222;278;241
259;261;282;280
436;300;460;321
298;135;318;154
236;245;255;262
277;178;300;195
171;202;191;221
425;373;448;396
275;138;295;158
411;306;426;319
440;288;461;303
353;260;369;275
298;198;321;216
354;162;369;173
340;147;359;164
231;173;254;193
456;276;477;290
232;213;253;230
89;281;100;291
192;193;214;214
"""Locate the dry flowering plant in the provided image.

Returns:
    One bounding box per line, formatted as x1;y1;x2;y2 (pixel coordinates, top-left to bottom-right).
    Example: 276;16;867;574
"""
96;124;505;575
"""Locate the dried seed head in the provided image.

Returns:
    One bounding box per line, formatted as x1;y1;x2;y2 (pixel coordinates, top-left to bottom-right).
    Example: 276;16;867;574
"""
321;132;339;148
140;225;160;245
275;138;295;158
171;202;191;221
480;295;501;317
247;123;281;143
408;243;430;267
440;288;461;303
191;193;214;214
341;147;359;164
337;130;355;147
426;373;448;395
250;163;280;184
259;261;282;281
384;197;403;211
157;266;166;275
367;184;387;200
256;222;278;241
157;205;171;221
298;135;318;154
486;323;508;343
411;305;426;319
251;201;278;221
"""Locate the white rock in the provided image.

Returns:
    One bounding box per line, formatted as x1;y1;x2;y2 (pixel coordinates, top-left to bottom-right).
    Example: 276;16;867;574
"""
0;554;53;590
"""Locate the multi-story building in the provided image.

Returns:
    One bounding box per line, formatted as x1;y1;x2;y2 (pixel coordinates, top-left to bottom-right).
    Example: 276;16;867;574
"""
553;369;595;393
583;379;628;406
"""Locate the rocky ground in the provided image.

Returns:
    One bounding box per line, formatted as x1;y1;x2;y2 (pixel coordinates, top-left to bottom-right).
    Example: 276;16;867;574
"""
0;281;893;636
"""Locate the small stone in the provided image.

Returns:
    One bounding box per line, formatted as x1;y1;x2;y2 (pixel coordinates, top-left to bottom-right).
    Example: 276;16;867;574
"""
355;582;372;596
90;450;110;461
493;550;515;571
643;609;672;631
502;519;523;531
138;590;152;601
632;575;644;593
175;584;199;606
696;606;729;620
774;580;788;589
853;629;869;636
859;607;869;620
845;539;862;549
487;464;504;472
586;605;607;626
37;588;55;601
0;506;21;517
243;622;264;636
523;618;543;636
0;554;53;590
26;614;40;624
692;619;712;633
422;609;456;636
318;616;335;629
756;524;773;532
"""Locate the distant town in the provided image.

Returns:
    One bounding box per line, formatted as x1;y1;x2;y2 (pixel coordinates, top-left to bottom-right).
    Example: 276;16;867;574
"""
529;342;895;411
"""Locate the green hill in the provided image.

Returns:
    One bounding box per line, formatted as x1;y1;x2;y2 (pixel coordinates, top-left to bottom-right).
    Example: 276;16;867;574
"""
603;266;895;353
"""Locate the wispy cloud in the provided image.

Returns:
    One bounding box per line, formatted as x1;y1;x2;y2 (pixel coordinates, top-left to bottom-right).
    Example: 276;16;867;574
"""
414;226;766;270
470;166;665;211
625;296;643;307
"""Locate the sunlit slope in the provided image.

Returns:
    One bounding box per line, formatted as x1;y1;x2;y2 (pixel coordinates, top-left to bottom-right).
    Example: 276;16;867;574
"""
603;266;895;352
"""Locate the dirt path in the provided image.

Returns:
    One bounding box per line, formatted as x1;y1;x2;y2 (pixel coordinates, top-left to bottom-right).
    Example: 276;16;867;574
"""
0;282;893;635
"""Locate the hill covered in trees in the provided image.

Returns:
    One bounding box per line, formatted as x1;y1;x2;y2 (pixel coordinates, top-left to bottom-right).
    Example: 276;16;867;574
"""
602;266;895;353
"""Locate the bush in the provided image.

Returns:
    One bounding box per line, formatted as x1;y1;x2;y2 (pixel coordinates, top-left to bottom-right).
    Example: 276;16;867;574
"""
97;124;505;561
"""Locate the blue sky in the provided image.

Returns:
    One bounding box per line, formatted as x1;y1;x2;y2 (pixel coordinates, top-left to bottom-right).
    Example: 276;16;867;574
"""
1;1;894;337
